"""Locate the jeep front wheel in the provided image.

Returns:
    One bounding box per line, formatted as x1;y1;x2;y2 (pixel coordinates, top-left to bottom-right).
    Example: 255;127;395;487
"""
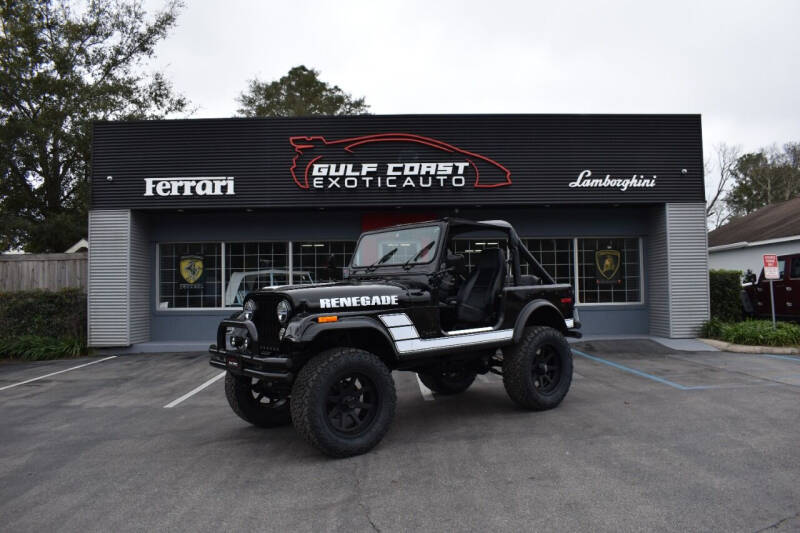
290;348;397;458
502;326;573;410
418;367;477;395
225;373;292;427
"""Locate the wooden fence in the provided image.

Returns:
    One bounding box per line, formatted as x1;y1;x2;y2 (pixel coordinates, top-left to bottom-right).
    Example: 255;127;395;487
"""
0;253;87;292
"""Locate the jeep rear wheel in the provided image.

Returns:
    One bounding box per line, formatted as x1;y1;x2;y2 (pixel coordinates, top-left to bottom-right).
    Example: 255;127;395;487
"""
418;367;477;395
502;326;573;410
290;348;396;458
225;372;291;427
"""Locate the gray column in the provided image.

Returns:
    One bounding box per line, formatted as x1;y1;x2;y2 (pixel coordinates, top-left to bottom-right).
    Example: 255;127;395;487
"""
88;209;151;347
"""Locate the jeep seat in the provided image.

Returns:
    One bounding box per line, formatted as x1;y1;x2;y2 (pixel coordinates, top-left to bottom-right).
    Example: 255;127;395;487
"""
456;248;506;325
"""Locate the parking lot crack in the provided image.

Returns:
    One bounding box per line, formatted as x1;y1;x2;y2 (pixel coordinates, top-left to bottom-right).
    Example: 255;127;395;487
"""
352;464;381;532
755;511;800;532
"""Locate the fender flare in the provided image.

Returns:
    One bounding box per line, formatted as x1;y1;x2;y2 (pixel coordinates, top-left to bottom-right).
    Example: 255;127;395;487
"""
294;316;400;359
513;299;566;342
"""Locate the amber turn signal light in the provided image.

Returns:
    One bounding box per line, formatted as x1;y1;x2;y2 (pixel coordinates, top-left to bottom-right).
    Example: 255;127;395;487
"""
317;315;338;323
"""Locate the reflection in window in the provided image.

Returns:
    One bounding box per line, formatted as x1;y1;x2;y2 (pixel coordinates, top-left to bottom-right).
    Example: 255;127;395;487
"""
224;242;289;307
450;239;509;271
293;241;355;284
522;238;574;286
159;243;221;308
577;238;641;303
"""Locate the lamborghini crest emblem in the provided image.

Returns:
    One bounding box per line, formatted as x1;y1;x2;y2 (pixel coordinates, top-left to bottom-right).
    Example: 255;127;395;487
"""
179;255;204;284
595;250;621;281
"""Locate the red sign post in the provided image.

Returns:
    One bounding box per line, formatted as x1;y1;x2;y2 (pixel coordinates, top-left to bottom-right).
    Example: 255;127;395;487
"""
763;254;779;328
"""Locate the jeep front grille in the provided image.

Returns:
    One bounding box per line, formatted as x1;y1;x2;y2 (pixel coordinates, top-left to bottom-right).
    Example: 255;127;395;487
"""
253;294;283;352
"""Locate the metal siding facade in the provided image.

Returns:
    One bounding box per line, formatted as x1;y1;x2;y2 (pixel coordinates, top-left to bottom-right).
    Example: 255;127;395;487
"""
648;205;671;337
129;212;150;344
91;114;704;209
667;203;710;337
88;210;130;347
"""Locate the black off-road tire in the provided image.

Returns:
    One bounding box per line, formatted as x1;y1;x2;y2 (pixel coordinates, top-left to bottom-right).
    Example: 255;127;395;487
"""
502;326;573;410
418;368;477;395
290;348;396;458
225;372;291;428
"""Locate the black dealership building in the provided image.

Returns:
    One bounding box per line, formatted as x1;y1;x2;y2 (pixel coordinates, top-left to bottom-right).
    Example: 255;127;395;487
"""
88;114;709;349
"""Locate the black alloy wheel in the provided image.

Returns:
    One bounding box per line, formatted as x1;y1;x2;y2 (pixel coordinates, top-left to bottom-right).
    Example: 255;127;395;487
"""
502;326;573;411
291;347;397;458
225;372;292;428
249;377;289;409
418;366;477;395
325;373;380;436
531;344;562;394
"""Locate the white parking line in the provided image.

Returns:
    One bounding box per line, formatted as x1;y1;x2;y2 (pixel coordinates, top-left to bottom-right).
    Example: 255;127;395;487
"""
0;356;118;392
415;374;435;401
164;371;226;408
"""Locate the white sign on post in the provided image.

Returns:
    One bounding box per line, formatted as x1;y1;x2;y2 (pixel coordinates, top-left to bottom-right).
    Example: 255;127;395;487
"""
763;254;780;280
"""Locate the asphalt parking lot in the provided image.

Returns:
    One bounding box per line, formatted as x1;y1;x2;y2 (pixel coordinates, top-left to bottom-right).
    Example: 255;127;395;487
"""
1;340;799;532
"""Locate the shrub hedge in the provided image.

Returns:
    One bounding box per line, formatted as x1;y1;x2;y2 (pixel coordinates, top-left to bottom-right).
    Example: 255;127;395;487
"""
0;289;87;360
701;318;800;347
708;269;743;322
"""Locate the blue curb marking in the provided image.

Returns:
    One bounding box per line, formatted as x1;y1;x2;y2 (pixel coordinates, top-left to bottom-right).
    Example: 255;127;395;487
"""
753;353;800;363
571;349;712;391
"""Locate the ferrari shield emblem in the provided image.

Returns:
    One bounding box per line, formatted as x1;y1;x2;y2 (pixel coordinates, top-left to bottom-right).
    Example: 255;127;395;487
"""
179;255;204;285
595;250;621;282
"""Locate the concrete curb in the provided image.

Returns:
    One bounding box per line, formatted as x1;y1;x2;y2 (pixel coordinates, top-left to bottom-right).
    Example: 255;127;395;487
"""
698;338;800;355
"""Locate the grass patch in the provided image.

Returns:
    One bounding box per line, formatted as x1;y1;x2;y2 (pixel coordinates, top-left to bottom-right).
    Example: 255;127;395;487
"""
701;319;800;347
0;336;87;361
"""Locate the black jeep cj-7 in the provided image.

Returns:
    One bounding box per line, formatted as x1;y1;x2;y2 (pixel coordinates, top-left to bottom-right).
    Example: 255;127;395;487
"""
209;218;581;457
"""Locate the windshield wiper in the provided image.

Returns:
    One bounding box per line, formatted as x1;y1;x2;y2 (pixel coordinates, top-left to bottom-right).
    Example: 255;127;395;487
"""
403;241;436;270
365;247;398;272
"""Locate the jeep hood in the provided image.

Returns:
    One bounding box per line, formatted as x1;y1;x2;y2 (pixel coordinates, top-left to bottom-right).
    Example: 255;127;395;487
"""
253;279;427;312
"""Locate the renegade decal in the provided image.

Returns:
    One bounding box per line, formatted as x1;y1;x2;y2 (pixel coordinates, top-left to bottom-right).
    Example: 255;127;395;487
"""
290;133;512;190
319;295;399;309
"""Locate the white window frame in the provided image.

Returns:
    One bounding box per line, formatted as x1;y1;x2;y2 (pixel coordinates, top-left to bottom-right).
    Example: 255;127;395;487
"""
155;239;354;311
573;236;645;307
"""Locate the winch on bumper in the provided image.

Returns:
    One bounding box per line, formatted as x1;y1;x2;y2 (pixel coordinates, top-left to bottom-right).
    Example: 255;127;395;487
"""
208;316;294;382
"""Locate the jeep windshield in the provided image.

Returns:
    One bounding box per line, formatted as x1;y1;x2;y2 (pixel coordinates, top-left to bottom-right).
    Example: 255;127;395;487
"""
352;225;441;269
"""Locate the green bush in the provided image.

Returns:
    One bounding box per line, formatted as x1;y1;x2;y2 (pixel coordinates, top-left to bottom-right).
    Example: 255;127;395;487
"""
0;289;87;360
0;288;86;339
0;336;86;361
700;317;725;339
700;319;800;347
708;269;743;322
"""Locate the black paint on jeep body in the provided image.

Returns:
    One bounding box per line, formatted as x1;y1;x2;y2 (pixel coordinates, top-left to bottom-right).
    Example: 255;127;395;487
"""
209;218;580;381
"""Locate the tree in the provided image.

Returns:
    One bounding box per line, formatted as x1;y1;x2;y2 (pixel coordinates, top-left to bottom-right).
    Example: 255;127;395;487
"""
0;0;188;252
724;143;800;217
705;143;741;229
236;65;369;118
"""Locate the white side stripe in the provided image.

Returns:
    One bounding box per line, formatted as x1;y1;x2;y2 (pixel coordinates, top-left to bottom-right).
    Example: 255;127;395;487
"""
388;325;419;341
379;313;412;327
396;329;513;354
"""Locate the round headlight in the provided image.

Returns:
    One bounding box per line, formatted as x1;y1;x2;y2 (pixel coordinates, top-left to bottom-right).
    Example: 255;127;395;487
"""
276;299;291;324
244;299;257;312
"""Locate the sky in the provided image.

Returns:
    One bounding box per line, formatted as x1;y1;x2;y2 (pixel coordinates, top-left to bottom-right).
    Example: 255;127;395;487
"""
144;0;800;195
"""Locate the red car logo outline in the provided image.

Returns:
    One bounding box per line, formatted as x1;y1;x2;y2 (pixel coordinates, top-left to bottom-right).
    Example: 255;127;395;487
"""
289;133;512;189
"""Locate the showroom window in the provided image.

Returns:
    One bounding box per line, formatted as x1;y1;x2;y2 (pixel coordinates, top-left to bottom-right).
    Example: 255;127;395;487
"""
293;241;356;285
451;238;509;271
577;237;642;304
224;242;289;307
158;243;222;309
522;238;574;286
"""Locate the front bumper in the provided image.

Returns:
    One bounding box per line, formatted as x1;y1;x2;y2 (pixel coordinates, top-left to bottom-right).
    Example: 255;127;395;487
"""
209;317;293;382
